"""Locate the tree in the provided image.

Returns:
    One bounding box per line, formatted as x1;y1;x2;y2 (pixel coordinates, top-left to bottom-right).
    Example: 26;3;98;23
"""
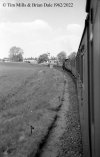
68;52;76;59
38;53;49;63
57;51;67;63
9;46;24;62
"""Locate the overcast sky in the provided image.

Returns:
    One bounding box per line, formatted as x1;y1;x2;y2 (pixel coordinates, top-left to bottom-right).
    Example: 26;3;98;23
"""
0;0;86;58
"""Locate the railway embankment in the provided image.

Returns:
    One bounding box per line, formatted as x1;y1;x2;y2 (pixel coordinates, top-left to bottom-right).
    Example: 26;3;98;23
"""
0;63;83;157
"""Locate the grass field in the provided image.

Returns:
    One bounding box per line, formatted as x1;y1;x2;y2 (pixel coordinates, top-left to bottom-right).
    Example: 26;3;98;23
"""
0;62;65;157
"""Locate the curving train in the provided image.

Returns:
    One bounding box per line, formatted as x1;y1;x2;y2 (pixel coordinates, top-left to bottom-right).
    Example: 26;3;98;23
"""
62;1;100;157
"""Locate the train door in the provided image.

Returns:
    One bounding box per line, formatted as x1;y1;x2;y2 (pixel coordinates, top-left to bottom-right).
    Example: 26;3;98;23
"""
87;12;95;157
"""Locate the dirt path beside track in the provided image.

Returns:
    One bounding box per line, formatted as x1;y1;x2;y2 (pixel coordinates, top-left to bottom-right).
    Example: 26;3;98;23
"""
39;79;70;157
34;71;83;157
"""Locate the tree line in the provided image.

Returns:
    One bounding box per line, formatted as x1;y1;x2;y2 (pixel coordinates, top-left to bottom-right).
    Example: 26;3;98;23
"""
8;46;75;63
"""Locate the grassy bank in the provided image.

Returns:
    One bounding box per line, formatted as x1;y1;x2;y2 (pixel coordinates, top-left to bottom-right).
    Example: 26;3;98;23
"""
0;62;64;157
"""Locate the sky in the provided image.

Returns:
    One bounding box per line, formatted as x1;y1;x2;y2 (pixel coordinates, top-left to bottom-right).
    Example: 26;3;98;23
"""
0;0;87;58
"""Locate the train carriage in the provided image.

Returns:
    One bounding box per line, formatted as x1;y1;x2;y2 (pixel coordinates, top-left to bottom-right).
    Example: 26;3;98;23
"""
63;0;100;156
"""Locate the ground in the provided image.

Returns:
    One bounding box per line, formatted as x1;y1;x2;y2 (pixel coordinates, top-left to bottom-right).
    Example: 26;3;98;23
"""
0;62;83;157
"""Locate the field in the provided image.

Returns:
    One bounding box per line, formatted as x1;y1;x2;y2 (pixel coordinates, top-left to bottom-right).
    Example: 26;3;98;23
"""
0;62;65;157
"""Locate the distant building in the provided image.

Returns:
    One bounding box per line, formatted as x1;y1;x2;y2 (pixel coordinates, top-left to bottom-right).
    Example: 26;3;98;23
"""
2;58;10;62
23;59;37;64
